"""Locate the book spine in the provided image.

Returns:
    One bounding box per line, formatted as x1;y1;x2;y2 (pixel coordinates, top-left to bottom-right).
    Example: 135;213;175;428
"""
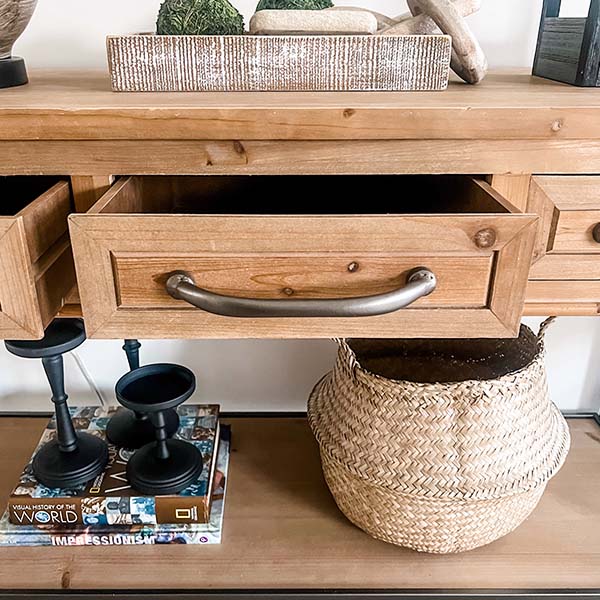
8;498;84;526
50;531;156;546
154;496;210;524
9;495;210;526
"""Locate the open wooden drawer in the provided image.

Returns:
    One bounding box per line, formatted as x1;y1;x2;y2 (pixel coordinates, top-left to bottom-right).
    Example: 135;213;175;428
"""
69;176;537;339
0;177;76;339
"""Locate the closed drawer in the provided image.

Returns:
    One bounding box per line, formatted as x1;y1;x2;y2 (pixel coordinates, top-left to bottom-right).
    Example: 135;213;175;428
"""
69;176;536;339
529;176;600;256
526;176;600;314
0;177;76;339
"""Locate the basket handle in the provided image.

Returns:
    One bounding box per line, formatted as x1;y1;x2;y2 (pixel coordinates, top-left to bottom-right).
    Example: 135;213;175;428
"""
537;316;557;340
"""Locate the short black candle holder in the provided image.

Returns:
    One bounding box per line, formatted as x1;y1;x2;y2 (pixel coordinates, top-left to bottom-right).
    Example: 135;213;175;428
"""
115;363;203;495
106;339;179;450
5;319;109;489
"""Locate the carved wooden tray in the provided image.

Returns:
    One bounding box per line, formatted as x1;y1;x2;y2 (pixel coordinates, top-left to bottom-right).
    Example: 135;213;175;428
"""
106;34;451;92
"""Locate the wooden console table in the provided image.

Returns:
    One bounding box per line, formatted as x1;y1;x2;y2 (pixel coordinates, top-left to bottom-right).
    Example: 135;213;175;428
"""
1;70;600;597
1;70;600;341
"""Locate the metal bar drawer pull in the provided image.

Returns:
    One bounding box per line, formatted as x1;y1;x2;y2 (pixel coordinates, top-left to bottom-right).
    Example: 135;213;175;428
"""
165;268;437;318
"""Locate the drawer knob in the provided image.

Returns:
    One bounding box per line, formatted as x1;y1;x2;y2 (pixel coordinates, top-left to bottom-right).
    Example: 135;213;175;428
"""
474;228;497;249
165;268;437;318
593;223;600;243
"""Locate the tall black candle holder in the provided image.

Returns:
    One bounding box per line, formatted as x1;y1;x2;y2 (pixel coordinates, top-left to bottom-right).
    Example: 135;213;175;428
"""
5;319;108;488
116;363;203;495
105;339;179;449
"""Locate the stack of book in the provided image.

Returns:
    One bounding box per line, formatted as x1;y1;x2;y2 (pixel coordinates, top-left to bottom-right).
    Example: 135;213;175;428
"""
0;405;230;546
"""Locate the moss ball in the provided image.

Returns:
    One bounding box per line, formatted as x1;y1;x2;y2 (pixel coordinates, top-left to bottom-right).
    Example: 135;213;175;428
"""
157;0;245;36
255;0;333;11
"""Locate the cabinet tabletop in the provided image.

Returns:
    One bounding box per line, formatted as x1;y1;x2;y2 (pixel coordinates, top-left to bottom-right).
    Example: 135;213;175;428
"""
2;69;600;141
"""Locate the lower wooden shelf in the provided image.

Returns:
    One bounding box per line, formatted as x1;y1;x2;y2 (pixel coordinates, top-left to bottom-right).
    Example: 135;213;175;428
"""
0;416;598;594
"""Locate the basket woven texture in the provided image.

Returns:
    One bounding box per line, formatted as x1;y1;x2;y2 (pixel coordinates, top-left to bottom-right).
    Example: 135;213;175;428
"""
308;320;570;554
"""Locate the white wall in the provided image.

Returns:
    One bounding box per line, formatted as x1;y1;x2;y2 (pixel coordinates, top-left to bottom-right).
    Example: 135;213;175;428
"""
3;0;599;414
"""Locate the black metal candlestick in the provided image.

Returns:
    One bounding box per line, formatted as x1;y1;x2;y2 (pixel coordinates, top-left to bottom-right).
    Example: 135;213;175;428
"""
116;363;203;495
105;339;179;449
5;319;108;488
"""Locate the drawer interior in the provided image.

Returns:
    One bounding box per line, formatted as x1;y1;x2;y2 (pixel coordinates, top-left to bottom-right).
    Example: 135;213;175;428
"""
93;175;513;216
0;176;65;216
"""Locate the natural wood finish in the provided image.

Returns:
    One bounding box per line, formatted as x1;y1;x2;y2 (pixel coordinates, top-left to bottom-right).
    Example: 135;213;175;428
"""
530;253;600;279
523;175;600;314
0;416;598;590
2;69;600;325
526;176;557;263
534;175;600;210
70;176;112;213
553;209;600;252
0;219;41;338
7;139;600;176
114;255;493;309
524;302;600;315
489;219;537;334
16;181;72;263
4;70;600;142
69;176;535;339
528;176;600;255
0;180;76;339
488;174;531;212
34;242;76;328
527;279;600;303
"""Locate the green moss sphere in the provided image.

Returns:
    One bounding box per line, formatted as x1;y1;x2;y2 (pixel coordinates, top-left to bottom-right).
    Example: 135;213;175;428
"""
157;0;245;36
255;0;333;11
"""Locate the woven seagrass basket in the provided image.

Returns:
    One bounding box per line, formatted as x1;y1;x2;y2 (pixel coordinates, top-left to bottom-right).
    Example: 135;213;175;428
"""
308;319;570;554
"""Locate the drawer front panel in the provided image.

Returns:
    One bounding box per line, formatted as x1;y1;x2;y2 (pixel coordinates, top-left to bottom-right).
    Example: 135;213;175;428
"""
70;176;537;339
553;209;600;252
526;176;600;315
0;180;75;339
529;254;600;280
114;255;492;309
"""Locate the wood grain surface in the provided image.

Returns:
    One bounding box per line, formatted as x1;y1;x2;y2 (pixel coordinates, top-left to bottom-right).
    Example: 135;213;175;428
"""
69;176;535;339
0;416;598;591
1;70;600;142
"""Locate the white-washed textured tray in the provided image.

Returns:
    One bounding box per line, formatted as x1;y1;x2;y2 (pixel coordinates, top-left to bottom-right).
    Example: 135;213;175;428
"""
106;34;452;92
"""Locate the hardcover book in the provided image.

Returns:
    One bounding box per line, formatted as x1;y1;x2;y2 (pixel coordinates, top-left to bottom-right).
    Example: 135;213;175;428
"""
0;426;230;546
8;405;220;527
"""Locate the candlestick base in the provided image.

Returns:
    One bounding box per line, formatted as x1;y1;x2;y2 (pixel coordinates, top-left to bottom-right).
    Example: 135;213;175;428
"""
126;438;203;495
32;431;109;489
0;57;28;89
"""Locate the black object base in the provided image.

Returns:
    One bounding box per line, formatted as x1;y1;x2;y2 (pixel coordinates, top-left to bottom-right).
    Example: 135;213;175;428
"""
32;432;109;489
0;57;28;89
127;439;203;495
106;408;180;450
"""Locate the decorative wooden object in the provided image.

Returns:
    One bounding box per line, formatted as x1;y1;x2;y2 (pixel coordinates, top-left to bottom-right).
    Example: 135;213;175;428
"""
379;0;487;83
249;10;378;35
106;34;452;92
533;0;600;86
